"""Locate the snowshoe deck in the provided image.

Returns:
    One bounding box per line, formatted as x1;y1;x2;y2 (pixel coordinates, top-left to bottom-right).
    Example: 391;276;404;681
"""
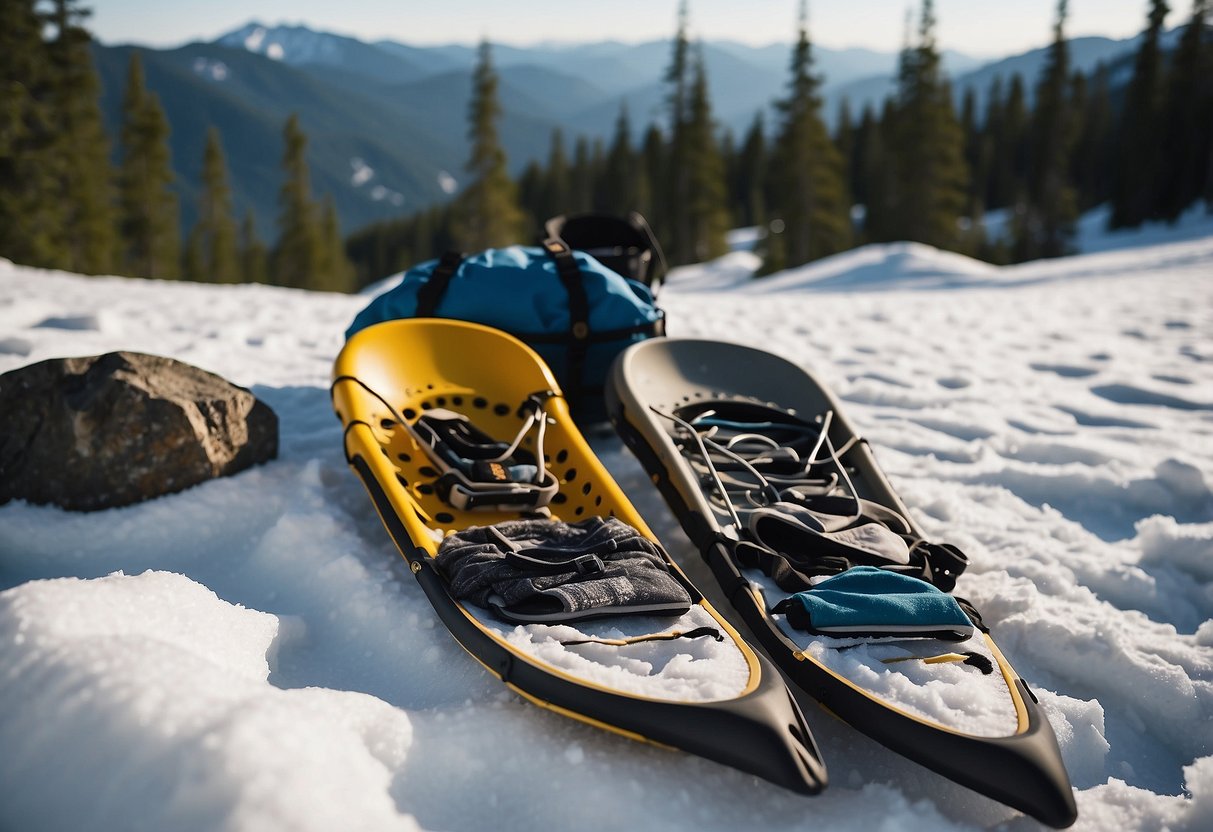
606;337;1077;828
331;319;826;795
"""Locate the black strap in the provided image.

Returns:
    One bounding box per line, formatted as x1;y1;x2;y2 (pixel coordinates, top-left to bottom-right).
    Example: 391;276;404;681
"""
415;250;465;317
505;551;607;576
521;313;663;345
542;238;591;398
954;596;989;633
732;534;967;594
436;472;553;510
908;540;967;593
734;539;851;592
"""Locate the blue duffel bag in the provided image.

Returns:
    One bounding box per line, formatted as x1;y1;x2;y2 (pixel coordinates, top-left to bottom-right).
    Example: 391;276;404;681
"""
345;239;664;422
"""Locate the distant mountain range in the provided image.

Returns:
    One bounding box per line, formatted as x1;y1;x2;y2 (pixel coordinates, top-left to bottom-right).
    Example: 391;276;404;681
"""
93;21;1158;241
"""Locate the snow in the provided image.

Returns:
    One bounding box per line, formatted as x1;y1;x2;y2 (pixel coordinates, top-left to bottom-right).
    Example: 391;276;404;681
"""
2;210;1213;830
192;57;230;82
243;26;267;53
351;157;375;187
475;605;752;701
745;566;1019;738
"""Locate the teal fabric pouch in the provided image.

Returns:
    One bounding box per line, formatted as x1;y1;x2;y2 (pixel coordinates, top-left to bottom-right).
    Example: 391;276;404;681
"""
773;566;974;640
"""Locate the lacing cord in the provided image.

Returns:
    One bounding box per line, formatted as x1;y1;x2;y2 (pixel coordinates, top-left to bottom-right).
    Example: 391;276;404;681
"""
652;405;862;527
652;402;970;593
485;402;550;485
338;376;427;445
652;407;746;530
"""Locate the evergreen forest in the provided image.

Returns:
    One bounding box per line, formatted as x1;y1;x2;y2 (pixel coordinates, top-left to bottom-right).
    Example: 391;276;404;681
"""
2;0;1211;292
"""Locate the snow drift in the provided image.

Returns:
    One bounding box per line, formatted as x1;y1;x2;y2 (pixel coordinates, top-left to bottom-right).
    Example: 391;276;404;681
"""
1;212;1212;830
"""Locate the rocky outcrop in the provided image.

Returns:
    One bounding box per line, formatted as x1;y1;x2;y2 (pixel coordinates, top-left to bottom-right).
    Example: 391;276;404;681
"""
0;352;278;511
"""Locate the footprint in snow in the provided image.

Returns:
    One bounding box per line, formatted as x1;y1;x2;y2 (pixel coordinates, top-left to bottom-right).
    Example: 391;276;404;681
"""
1054;405;1155;430
33;314;101;331
1030;362;1099;379
908;416;995;442
851;372;912;389
1090;383;1213;412
0;336;33;356
999;440;1113;467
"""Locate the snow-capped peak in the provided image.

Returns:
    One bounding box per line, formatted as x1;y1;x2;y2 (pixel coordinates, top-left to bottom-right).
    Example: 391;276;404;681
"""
214;21;355;66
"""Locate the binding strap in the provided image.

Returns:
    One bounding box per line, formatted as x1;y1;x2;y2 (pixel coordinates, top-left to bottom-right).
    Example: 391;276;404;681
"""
415;250;466;317
412;396;560;512
733;534;964;595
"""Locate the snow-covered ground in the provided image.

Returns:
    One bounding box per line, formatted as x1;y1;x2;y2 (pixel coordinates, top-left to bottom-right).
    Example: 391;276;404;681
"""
2;211;1212;831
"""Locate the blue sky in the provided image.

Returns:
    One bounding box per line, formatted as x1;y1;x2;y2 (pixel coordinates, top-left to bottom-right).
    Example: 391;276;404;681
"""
91;0;1197;58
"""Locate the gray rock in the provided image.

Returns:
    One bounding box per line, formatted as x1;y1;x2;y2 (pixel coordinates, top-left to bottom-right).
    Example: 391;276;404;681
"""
0;351;278;511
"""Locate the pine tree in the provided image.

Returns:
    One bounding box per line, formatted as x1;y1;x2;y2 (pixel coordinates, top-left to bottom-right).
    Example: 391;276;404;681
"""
46;0;115;275
764;0;850;271
683;48;730;262
319;194;355;292
849;105;877;208
1071;65;1113;212
861;98;898;242
239;209;268;284
663;0;694;263
184;127;239;283
516;159;545;225
1012;0;1079;260
735;114;768;229
410;206;438;264
986;74;1029;211
0;0;64;268
272;113;323;288
1158;0;1212;221
640;124;664;233
589;137;607;210
541;128;570;221
450;40;524;251
601;106;640;217
960;87;986;222
834;98;854;190
885;0;969;249
118;51;179;279
570;135;594;213
1110;0;1170;228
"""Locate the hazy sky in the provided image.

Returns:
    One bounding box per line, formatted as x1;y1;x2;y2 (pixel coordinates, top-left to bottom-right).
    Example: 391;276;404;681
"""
90;0;1197;58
